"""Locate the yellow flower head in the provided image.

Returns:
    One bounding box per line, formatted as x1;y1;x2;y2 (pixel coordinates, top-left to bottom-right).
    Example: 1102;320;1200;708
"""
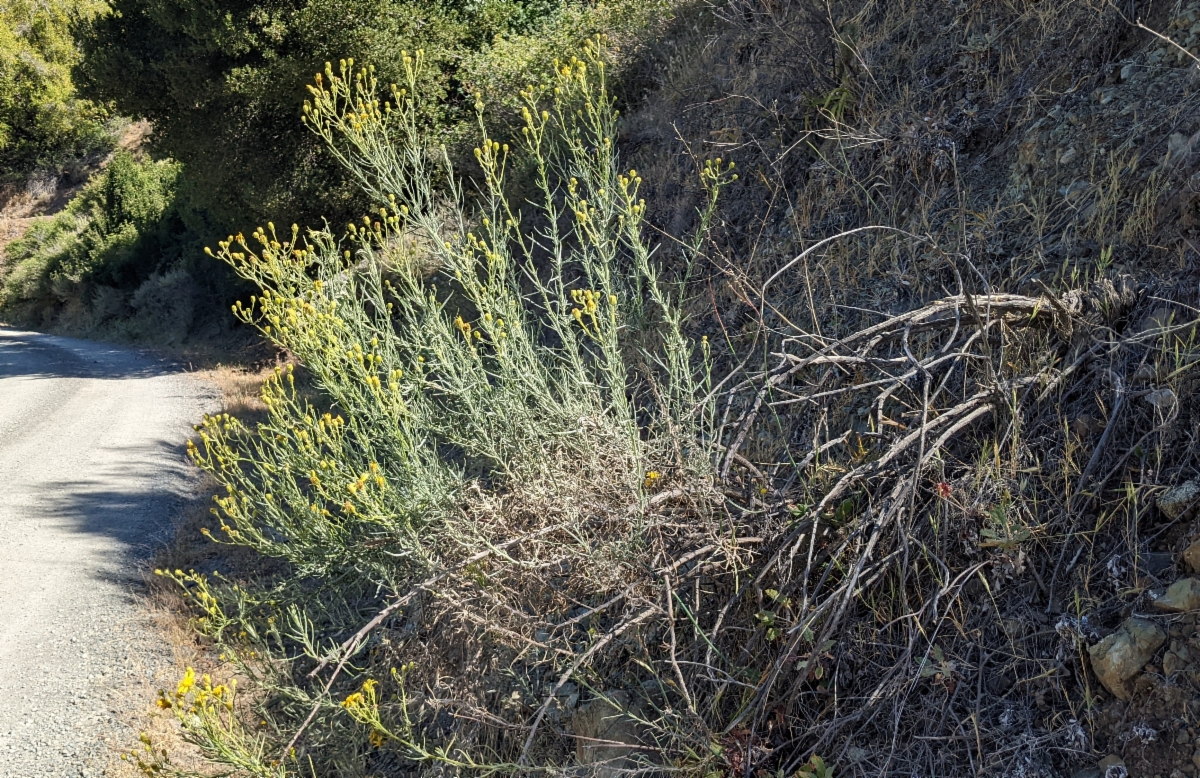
176;667;196;698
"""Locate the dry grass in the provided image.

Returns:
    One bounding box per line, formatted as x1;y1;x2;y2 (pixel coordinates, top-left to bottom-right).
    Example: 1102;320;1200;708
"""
596;0;1200;772
195;364;276;424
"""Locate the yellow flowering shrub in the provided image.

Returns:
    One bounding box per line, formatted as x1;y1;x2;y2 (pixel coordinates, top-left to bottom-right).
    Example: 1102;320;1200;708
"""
161;37;737;776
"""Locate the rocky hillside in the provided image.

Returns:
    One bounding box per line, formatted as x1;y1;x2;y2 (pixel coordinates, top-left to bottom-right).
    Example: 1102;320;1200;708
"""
613;0;1200;774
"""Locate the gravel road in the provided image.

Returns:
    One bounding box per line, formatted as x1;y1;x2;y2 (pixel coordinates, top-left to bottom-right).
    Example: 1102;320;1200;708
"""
0;328;218;777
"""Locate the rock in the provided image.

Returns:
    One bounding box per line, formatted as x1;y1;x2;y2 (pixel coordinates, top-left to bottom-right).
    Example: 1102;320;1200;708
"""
1099;755;1126;776
1160;481;1200;520
1059;179;1090;200
1146;387;1178;410
1072;768;1100;778
570;692;648;777
1154;579;1200;612
1060;147;1078;165
1184;538;1200;573
1083;275;1137;317
1165;639;1194;677
1194;750;1200;772
1167;132;1200;169
1089;618;1167;700
1165;648;1186;676
1141;552;1175;577
1132;363;1155;383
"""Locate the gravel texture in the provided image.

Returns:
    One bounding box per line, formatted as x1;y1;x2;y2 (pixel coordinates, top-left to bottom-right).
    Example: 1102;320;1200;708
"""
0;328;217;777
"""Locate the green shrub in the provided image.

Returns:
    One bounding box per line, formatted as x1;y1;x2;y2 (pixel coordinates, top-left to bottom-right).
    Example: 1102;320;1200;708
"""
127;267;197;344
59;151;182;285
0;151;182;324
0;0;113;179
459;0;674;122
147;41;735;775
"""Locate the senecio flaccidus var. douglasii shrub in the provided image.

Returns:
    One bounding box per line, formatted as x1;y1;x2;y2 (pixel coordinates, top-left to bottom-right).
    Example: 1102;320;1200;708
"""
149;39;742;776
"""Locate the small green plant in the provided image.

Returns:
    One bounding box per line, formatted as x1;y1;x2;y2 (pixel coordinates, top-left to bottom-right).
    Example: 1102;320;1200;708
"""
795;755;833;778
917;644;957;687
979;500;1032;550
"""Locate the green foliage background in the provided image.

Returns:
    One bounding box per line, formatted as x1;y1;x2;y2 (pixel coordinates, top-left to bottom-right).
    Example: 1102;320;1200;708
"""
75;0;571;229
0;0;113;179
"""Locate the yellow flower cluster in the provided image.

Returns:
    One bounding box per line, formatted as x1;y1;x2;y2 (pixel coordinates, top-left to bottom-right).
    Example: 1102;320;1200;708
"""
473;138;508;165
319;412;346;431
701;156;738;188
156;667;236;716
176;667;195;698
341;678;379;717
347;463;386;495
120;732;169;774
453;315;477;344
553;55;590;86
155;568;226;621
569;288;616;337
339;677;391;752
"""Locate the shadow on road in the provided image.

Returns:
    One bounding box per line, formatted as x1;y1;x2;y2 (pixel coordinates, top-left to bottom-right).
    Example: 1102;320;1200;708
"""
0;327;185;380
41;440;197;540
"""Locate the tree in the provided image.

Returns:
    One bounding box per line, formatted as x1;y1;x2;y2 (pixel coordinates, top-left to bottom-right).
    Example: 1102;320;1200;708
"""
75;0;565;229
0;0;111;180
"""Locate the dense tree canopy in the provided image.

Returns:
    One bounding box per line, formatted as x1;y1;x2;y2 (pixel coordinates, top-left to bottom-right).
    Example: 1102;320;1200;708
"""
75;0;565;227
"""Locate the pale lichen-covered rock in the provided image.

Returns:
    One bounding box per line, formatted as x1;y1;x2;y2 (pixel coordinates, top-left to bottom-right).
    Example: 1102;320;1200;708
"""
1088;617;1166;700
1153;578;1200;612
1159;480;1200;520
